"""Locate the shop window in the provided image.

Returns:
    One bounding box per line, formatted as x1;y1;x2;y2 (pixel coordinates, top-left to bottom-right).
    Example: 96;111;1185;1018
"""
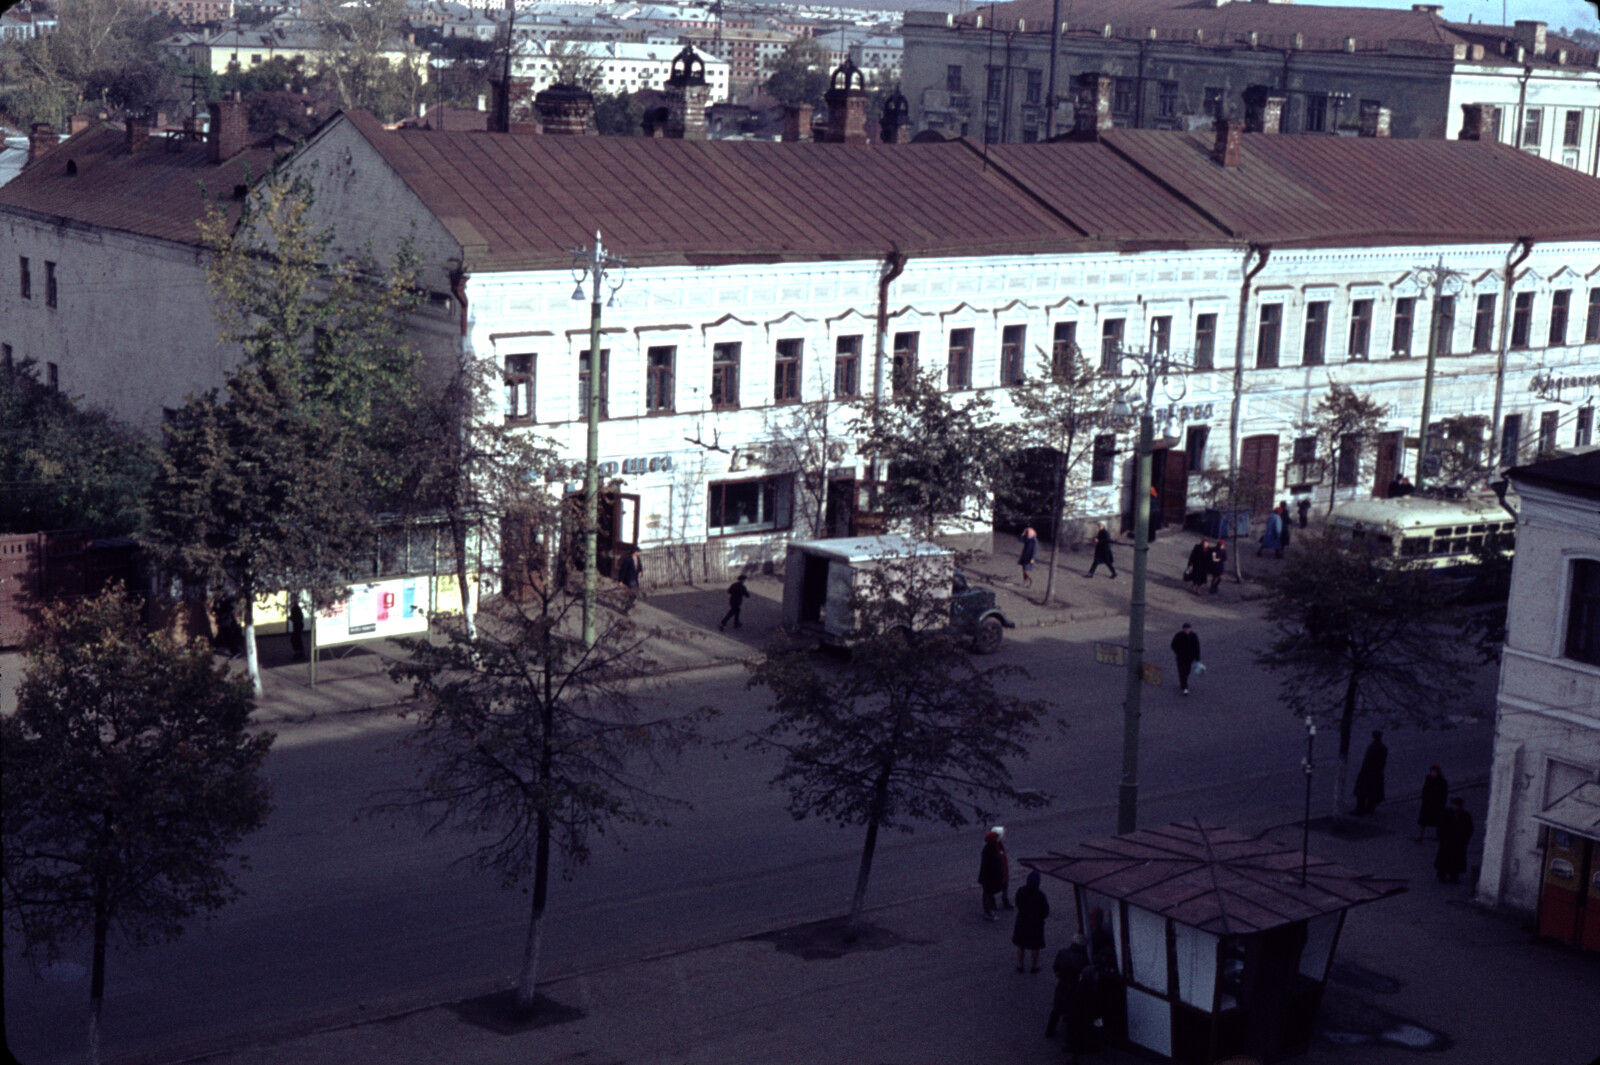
504;353;535;422
1302;301;1327;366
774;338;801;402
646;345;675;412
578;348;609;419
1348;299;1372;359
711;342;740;409
892;332;919;393
1472;294;1496;353
834;335;861;397
1392;297;1415;357
1256;304;1281;369
1566;559;1600;666
1549;289;1570;347
1100;318;1124;372
1000;324;1026;385
707;474;793;537
1091;434;1116;484
1194;314;1216;370
1052;321;1078;378
1511;293;1533;348
946;328;972;390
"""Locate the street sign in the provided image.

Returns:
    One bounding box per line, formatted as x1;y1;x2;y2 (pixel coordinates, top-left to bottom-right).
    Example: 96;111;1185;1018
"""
1142;663;1162;686
1095;642;1126;665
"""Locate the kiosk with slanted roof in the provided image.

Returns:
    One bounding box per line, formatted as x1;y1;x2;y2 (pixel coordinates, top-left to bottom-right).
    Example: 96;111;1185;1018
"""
1024;821;1406;1064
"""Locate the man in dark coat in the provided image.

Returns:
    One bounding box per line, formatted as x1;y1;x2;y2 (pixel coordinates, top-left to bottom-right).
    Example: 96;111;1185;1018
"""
1018;527;1039;587
1207;539;1228;593
1087;523;1117;579
1417;764;1449;841
1185;539;1210;595
1353;730;1388;815
1171;623;1201;695
1435;797;1474;883
1011;869;1050;972
1046;935;1091;1037
719;575;750;630
978;830;1006;920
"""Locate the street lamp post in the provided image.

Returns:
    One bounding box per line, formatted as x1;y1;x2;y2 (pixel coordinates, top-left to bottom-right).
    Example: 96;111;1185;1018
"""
571;232;625;648
1411;256;1465;493
1111;346;1190;836
1301;715;1316;886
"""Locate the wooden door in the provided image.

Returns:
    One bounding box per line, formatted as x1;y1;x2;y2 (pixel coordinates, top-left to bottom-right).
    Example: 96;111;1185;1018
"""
1161;449;1188;527
1240;434;1280;511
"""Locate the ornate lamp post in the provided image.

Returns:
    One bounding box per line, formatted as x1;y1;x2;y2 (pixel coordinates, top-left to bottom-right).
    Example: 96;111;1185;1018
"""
571;232;625;648
1110;345;1191;835
1409;256;1466;492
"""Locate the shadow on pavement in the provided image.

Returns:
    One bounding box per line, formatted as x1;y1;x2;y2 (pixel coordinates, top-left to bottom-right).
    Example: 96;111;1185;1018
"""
447;989;585;1035
749;915;923;961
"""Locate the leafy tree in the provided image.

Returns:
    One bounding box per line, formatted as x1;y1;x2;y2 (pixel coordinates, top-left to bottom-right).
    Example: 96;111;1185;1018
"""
385;590;703;1012
854;369;1014;537
0;358;157;536
1005;345;1122;604
593;89;644;136
2;590;273;1065
763;39;831;110
1298;384;1388;513
219;55;314;97
1256;532;1478;823
544;37;604;92
147;171;422;693
302;0;424;120
1428;413;1492;493
747;552;1052;928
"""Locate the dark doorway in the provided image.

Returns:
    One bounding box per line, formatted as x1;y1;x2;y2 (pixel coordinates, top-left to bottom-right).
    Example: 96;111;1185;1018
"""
997;446;1065;541
1151;446;1188;528
1372;431;1402;498
564;488;637;583
799;553;830;623
825;477;855;538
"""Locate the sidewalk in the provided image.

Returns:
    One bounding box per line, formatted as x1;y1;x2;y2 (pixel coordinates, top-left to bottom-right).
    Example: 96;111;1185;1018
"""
170;789;1599;1065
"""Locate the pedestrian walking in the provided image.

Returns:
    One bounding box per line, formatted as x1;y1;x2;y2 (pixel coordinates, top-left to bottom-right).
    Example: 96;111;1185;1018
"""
1017;527;1039;587
1206;538;1228;593
1184;539;1209;595
1087;523;1117;579
994;826;1013;909
1353;730;1388;815
719;574;750;630
618;549;643;610
1278;501;1292;550
1417;764;1449;841
1435;797;1474;884
1045;934;1090;1037
1296;496;1311;528
288;597;306;661
1170;623;1201;695
1011;870;1049;972
1258;506;1285;558
978;829;1006;920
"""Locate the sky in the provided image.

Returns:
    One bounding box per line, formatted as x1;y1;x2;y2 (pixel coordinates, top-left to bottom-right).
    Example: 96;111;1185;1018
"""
1298;0;1599;35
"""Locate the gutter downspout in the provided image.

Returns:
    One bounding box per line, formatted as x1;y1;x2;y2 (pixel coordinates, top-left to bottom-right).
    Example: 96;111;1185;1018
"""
870;249;907;509
449;265;480;638
1488;237;1533;470
1228;243;1271;487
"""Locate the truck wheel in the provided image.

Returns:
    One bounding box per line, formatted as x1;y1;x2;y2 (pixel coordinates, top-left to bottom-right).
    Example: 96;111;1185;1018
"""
974;616;1004;654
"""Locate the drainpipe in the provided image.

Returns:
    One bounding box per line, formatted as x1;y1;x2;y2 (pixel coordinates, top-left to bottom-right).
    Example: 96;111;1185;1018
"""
1044;0;1062;138
1488;237;1533;470
870;249;907;508
1227;244;1272;486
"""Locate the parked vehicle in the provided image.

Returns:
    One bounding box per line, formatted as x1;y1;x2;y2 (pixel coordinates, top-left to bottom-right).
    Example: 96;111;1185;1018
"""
780;535;1014;653
1328;494;1515;579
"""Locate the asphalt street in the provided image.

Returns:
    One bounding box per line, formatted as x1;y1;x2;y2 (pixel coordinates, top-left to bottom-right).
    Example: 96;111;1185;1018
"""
2;589;1506;1065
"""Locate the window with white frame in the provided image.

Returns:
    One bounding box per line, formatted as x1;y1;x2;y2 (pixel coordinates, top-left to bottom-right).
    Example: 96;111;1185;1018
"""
504;353;535;422
707;474;793;536
711;341;740;409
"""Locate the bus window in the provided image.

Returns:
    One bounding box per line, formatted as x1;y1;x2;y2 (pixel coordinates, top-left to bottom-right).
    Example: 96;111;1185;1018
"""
1373;534;1394;552
1450;538;1469;554
1468;534;1484;551
1400;537;1431;557
1434;527;1453;537
1470;524;1488;533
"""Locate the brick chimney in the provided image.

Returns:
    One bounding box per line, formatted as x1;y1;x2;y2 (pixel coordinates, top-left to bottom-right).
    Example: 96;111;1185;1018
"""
1358;103;1391;138
125;113;152;154
207;96;250;164
664;45;709;140
1212;118;1244;167
533;84;596;135
27;123;58;165
1459;102;1494;141
782;103;813;142
1513;20;1547;57
879;89;911;144
66;113;92;137
823;57;868;143
1242;85;1285;134
1071;72;1113;140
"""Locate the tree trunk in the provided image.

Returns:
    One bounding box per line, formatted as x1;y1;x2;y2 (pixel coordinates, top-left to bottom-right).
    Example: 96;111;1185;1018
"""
453;518;477;641
88;889;108;1065
1042;449;1065;605
242;595;262;697
516;807;551;1012
848;770;892;930
1331;674;1359;825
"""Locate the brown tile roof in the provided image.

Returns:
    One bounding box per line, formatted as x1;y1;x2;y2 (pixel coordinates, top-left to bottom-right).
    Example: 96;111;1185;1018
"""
1022;821;1406;936
0;122;281;247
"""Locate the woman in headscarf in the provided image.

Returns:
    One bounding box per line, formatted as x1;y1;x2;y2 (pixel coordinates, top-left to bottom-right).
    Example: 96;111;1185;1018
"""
1011;870;1050;972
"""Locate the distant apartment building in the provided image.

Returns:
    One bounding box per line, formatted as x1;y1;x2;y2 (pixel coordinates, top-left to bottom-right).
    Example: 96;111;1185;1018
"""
900;0;1600;171
681;27;797;94
512;40;729;100
196;24;428;82
125;0;235;24
0;6;57;41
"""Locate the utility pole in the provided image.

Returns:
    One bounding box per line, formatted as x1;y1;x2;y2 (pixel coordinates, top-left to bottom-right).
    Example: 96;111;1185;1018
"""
571;233;625;648
1412;256;1466;492
1044;0;1061;139
1489;237;1533;469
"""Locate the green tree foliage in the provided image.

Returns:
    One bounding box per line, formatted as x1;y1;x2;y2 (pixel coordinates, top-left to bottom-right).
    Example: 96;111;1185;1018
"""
0;359;156;536
1298;383;1388;513
0;0;178;126
593;89;644;136
1256;532;1478;822
2;590;273;1065
147;171;421;693
303;0;424;121
386;592;703;1013
1428;413;1492;492
763;39;831;109
748;553;1052;927
854;370;1014;536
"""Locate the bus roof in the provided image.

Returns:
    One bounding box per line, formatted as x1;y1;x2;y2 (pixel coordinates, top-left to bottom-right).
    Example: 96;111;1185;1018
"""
1329;495;1514;531
786;535;953;564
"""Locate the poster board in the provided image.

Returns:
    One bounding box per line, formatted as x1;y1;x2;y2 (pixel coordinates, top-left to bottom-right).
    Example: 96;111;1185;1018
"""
315;577;431;648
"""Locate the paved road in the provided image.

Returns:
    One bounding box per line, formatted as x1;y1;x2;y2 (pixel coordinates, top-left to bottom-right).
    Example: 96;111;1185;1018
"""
3;599;1502;1065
